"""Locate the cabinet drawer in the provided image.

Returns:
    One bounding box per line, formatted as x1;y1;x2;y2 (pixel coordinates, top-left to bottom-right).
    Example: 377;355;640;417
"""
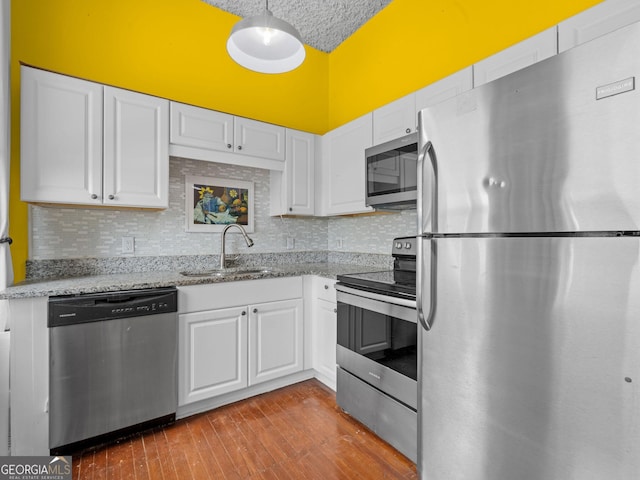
178;277;303;313
317;278;337;303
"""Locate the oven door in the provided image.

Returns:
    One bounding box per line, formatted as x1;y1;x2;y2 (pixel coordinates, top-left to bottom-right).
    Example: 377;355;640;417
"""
335;284;417;410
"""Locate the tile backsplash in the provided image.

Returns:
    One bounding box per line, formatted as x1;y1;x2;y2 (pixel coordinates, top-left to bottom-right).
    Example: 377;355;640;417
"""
29;157;417;260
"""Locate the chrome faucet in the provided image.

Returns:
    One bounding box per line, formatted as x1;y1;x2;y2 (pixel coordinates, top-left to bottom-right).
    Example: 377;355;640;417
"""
220;224;254;269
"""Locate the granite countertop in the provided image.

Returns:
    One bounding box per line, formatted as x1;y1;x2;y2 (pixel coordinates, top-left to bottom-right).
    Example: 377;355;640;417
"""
0;262;386;300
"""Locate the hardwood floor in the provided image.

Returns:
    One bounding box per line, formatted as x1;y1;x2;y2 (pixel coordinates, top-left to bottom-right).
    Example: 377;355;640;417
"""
72;379;418;479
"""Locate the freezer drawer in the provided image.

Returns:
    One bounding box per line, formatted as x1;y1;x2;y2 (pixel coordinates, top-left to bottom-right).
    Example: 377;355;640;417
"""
338;367;417;462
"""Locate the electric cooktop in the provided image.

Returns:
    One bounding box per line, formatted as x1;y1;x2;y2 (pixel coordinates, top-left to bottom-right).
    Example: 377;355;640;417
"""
336;236;416;300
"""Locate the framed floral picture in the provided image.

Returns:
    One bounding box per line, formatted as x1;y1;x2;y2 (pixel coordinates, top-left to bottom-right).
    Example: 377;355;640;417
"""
185;175;254;233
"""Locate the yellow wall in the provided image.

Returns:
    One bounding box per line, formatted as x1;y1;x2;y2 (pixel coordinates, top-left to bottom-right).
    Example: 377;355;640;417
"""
9;0;602;281
328;0;603;128
9;0;329;281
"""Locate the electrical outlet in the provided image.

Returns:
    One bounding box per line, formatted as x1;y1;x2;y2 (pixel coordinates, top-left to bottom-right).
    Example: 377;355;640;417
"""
122;236;135;254
286;237;295;249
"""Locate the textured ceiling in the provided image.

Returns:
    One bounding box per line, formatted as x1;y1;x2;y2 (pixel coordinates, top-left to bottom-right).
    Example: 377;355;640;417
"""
202;0;393;53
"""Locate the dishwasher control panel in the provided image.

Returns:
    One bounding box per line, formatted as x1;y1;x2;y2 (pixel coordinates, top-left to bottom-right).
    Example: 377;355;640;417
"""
48;287;178;327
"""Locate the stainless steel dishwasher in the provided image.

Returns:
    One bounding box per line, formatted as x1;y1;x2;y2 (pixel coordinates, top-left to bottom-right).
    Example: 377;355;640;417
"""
48;287;178;455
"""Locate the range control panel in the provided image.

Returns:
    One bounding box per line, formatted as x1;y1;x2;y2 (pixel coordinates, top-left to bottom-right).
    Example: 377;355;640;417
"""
392;236;416;257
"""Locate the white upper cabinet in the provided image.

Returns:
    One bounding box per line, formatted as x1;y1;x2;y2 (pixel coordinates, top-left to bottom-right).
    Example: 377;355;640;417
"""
169;101;286;170
170;102;233;152
473;27;558;87
21;67;103;204
103;86;169;208
319;113;374;216
373;67;473;147
558;0;640;52
21;66;169;208
372;93;416;145
234;117;285;161
270;129;315;216
415;66;473;112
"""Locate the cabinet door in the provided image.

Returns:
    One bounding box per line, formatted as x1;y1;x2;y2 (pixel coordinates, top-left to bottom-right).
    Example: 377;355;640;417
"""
179;307;248;405
103;87;169;208
473;27;557;87
287;130;315;215
270;129;316;216
270;129;315;216
248;298;303;385
314;298;337;390
415;66;473;112
234;117;285;161
169;101;234;152
20;66;103;204
320;113;374;215
558;0;640;52
373;93;416;145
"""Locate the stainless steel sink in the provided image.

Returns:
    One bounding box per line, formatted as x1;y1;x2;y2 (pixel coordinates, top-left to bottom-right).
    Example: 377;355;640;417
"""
179;268;272;277
214;268;273;277
179;270;218;277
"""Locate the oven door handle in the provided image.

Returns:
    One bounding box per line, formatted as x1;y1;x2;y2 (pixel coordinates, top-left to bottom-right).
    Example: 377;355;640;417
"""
335;284;417;324
335;284;416;308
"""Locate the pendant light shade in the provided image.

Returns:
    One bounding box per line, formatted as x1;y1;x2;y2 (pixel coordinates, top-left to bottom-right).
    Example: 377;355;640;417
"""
227;5;305;74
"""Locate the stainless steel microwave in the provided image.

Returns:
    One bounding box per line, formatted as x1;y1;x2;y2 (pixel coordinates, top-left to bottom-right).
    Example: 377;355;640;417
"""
365;132;418;210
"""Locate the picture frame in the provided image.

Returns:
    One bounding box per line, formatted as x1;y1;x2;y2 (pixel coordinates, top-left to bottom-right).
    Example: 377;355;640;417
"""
185;175;254;233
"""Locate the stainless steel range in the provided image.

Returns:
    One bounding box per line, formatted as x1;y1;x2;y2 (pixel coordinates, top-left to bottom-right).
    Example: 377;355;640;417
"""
335;236;417;462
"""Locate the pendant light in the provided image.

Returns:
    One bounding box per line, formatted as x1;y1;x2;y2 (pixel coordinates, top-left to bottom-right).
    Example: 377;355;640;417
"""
226;0;305;74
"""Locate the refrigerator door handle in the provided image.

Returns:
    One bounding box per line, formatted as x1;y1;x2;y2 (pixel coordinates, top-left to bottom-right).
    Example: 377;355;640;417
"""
416;139;429;237
417;237;437;331
417;118;439;236
417;112;439;331
416;140;437;236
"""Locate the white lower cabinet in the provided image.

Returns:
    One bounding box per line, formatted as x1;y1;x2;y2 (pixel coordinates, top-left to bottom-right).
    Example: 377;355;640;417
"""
178;278;304;407
306;276;337;390
248;298;304;385
314;298;337;389
179;306;248;404
0;331;10;456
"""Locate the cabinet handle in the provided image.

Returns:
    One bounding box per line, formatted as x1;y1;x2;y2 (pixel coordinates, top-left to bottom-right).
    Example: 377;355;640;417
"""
227;144;232;149
324;285;329;290
253;308;258;313
289;207;293;212
406;128;411;134
333;308;337;313
238;145;243;151
242;311;246;316
91;194;98;200
108;194;115;200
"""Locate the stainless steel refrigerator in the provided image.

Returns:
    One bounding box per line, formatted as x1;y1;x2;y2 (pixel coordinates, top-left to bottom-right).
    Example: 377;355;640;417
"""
416;22;640;480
